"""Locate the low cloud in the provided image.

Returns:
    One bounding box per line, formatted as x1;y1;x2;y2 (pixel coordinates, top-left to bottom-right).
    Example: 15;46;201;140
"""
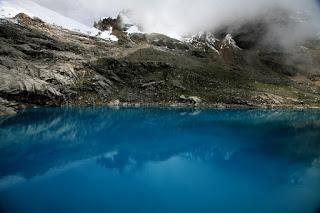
31;0;320;43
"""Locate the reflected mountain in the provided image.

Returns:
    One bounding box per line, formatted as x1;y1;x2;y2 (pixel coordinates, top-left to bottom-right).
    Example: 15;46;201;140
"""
0;107;320;181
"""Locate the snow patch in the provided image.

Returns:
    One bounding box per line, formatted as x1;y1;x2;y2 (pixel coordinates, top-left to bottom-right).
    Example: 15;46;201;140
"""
99;27;118;42
0;0;118;42
220;34;241;50
184;32;220;54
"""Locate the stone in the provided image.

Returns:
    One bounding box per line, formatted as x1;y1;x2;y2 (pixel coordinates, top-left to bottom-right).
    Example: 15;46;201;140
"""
179;95;202;105
179;95;187;101
108;99;120;107
188;96;202;104
0;104;16;116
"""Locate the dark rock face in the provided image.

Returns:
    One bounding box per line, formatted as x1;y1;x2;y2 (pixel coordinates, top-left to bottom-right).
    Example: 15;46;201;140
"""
0;17;113;112
214;8;309;49
14;13;45;26
0;13;320;115
94;16;122;31
214;17;271;50
0;20;65;106
0;104;16;116
94;15;133;45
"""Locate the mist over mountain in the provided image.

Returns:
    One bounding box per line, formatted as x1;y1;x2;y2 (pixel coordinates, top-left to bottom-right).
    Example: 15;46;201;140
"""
30;0;320;42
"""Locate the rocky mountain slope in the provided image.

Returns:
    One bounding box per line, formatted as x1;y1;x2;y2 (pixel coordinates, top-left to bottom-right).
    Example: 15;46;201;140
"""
1;7;320;115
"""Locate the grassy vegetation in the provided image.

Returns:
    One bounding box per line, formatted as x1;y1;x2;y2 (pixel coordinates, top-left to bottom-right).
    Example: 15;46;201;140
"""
255;82;298;96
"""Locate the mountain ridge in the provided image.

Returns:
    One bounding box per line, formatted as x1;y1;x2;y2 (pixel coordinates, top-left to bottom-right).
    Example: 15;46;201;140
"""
0;4;320;115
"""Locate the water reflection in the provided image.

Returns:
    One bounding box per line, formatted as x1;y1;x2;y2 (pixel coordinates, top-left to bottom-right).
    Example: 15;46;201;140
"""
0;107;320;212
0;108;319;178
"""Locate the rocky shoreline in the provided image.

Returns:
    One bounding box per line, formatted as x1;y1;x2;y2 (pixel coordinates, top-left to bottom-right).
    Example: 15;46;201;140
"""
2;101;320;117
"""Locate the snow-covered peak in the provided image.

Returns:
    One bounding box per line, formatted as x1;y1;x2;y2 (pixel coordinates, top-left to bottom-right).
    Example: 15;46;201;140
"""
0;0;94;34
220;34;240;50
183;32;219;53
94;11;143;38
0;0;118;42
98;27;118;41
184;32;218;45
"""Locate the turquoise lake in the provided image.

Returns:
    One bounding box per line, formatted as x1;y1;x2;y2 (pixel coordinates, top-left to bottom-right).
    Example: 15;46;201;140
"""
0;107;320;213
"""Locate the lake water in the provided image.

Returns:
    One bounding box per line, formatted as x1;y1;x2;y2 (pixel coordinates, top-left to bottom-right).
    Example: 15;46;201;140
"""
0;107;320;213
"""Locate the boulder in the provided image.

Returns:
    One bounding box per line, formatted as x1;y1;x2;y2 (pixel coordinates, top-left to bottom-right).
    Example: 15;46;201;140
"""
0;104;16;116
179;95;202;105
108;99;120;107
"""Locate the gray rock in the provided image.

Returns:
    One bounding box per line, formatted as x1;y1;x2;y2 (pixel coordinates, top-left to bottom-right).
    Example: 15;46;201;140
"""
108;99;120;107
0;104;16;116
179;95;202;105
188;96;202;104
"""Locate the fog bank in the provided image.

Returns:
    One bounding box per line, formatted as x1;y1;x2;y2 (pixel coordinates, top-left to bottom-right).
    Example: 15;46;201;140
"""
31;0;320;41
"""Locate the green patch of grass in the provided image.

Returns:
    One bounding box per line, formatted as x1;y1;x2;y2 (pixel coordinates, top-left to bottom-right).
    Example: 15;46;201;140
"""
255;82;298;97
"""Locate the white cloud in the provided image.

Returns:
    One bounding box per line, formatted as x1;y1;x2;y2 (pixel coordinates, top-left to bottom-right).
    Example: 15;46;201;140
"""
30;0;320;40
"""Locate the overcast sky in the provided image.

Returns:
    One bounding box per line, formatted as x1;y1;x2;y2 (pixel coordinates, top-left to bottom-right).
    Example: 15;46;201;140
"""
30;0;320;38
